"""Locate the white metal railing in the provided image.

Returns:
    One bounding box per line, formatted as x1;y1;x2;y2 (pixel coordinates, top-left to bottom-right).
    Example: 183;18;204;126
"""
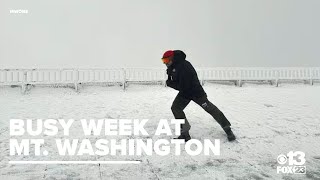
0;67;319;91
77;68;124;83
125;68;166;82
199;67;320;84
0;68;125;85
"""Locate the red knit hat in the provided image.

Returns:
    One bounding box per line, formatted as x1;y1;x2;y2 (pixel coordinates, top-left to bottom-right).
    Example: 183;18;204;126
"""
162;50;174;59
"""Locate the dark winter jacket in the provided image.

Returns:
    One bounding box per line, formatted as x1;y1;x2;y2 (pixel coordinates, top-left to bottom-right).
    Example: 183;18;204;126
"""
166;50;206;99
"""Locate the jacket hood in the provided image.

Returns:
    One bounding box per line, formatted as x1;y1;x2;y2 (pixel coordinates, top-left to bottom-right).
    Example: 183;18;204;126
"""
173;50;186;64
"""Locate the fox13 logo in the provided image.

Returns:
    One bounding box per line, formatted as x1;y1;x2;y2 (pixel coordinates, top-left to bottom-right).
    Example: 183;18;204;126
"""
277;151;306;174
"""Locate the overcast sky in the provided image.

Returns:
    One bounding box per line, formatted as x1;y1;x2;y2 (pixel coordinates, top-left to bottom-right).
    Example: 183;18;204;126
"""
1;0;319;68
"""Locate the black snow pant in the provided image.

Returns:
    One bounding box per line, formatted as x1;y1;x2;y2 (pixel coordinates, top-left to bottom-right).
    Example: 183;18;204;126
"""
171;93;231;134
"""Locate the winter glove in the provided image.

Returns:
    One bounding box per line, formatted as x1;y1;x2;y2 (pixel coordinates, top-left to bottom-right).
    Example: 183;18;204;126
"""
166;79;179;90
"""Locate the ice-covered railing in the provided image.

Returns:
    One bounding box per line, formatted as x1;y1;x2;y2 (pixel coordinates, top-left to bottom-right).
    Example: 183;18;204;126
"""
0;67;319;92
0;68;124;84
0;68;166;92
125;68;166;83
200;67;320;86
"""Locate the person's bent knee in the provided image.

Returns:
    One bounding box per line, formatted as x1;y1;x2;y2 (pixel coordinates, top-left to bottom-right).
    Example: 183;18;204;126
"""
171;104;179;112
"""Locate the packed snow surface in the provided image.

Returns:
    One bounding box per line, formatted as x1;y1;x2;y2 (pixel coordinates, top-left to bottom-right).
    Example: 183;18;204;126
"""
1;82;320;180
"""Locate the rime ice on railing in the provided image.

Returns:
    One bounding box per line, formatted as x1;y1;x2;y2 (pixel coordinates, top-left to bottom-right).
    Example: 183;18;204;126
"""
0;68;319;90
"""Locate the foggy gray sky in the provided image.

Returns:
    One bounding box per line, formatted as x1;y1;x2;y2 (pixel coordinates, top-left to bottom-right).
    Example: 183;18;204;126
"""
1;0;320;68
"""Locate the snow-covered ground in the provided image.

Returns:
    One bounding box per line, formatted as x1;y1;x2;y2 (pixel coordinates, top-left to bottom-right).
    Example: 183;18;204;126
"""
0;82;320;180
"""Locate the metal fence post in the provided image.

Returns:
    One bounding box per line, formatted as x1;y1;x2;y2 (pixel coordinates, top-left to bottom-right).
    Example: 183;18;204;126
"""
238;69;242;87
309;68;313;85
275;69;279;87
122;68;126;90
201;69;205;86
74;69;79;92
21;71;27;94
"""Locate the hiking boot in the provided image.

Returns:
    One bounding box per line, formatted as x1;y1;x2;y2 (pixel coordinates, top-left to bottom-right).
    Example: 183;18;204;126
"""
223;126;236;141
226;130;236;141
